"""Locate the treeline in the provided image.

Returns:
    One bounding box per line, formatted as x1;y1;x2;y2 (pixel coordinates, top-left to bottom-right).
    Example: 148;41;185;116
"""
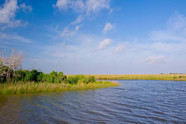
0;50;96;84
0;66;96;84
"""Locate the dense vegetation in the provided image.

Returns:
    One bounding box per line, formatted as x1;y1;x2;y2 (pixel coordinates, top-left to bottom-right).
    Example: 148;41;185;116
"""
0;66;119;94
0;50;119;94
0;66;96;84
0;49;95;84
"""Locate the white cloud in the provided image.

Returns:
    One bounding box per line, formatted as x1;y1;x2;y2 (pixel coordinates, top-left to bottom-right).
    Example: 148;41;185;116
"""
86;0;110;13
140;55;166;64
75;25;80;31
55;0;110;13
20;3;32;12
168;13;186;32
150;42;184;52
60;25;80;37
73;0;85;11
56;0;84;12
115;45;125;53
28;13;186;74
149;30;186;42
10;34;32;43
71;15;84;25
0;32;7;39
98;38;111;49
0;0;18;24
56;0;68;10
60;27;73;37
0;32;32;43
0;0;32;28
149;13;186;43
103;22;113;34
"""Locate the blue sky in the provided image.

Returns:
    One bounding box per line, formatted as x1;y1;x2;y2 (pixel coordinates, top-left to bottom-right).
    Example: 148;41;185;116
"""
0;0;186;74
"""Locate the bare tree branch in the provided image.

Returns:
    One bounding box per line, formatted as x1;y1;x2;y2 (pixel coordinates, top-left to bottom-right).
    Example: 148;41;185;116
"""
0;49;23;83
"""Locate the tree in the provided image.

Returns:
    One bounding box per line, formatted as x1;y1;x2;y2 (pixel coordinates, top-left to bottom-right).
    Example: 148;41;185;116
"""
0;49;23;82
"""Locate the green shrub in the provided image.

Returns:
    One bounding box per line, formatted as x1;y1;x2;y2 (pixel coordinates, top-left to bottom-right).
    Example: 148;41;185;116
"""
0;67;96;84
0;66;9;83
14;70;25;82
88;76;96;82
31;70;38;82
24;72;33;81
67;75;96;84
68;76;79;84
37;72;43;82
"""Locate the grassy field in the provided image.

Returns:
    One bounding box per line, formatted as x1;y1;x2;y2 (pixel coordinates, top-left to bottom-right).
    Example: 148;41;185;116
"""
81;74;186;81
0;81;119;94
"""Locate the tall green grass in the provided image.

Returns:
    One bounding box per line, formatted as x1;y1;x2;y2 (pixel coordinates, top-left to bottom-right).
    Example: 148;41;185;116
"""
82;74;186;81
0;81;119;94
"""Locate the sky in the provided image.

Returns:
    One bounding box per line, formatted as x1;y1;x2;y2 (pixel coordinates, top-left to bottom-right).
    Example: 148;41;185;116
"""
0;0;186;74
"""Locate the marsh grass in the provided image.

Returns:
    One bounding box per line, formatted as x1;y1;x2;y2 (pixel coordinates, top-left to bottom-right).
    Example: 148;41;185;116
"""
0;81;119;94
81;74;186;81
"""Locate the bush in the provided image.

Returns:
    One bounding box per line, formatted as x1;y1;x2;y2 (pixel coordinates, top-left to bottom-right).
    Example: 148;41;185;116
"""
67;75;96;84
0;66;9;83
88;76;96;82
37;72;43;82
24;72;33;82
0;66;96;84
68;76;79;84
14;70;25;82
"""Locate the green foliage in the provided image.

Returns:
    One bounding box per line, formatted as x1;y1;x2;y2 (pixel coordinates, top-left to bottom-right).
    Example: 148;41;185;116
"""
0;65;9;83
31;70;38;81
37;72;43;82
24;72;34;81
14;70;26;82
0;66;97;84
67;75;96;84
68;76;79;84
88;76;96;82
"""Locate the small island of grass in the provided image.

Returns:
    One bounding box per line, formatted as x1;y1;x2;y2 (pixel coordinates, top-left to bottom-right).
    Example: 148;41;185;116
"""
0;70;119;94
0;50;119;94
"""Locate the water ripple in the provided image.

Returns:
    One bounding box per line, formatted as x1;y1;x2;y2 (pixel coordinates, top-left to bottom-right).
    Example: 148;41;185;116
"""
0;80;186;123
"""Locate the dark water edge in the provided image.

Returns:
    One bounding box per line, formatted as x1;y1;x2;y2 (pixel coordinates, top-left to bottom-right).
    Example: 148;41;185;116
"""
0;80;186;124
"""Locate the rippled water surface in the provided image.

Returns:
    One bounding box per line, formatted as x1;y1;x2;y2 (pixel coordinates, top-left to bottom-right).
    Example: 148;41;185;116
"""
0;80;186;124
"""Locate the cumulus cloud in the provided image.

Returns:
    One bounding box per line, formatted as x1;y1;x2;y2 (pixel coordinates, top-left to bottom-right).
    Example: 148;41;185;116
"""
55;0;110;13
26;13;186;74
98;38;111;49
0;0;19;24
103;22;113;34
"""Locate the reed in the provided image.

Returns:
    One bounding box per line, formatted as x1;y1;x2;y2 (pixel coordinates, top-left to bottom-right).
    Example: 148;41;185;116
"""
0;81;119;94
80;74;186;81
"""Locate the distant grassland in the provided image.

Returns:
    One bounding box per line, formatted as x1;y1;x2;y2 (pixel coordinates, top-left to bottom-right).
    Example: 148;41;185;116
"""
0;81;119;94
71;74;186;81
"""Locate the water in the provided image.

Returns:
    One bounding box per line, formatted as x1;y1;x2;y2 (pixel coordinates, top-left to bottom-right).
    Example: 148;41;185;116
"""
0;80;186;124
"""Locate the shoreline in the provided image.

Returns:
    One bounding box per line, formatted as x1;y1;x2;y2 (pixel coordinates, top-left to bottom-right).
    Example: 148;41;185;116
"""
79;74;186;81
0;81;119;94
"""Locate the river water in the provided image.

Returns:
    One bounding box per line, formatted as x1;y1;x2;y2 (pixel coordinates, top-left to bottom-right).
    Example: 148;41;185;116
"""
0;80;186;124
